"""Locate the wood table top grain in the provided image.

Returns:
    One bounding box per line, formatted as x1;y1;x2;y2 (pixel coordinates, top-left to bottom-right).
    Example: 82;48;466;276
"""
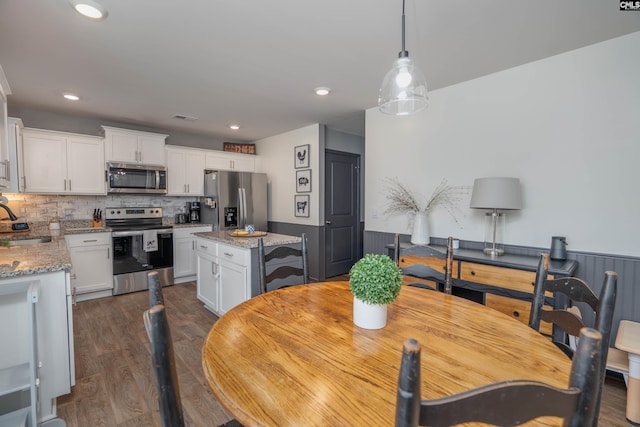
202;281;573;426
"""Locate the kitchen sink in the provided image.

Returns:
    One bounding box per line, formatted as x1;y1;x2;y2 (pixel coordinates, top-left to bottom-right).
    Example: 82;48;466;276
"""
1;236;52;246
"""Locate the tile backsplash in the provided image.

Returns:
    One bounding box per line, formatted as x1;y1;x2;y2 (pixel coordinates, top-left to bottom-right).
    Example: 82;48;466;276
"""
1;193;199;223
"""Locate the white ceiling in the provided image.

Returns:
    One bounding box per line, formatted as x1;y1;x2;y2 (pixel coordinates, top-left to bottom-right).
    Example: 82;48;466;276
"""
1;1;638;141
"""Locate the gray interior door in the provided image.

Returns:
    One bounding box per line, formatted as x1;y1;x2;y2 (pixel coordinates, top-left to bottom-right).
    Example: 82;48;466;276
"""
324;150;360;277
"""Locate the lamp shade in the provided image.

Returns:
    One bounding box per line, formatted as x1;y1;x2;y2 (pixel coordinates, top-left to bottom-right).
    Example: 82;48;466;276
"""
379;56;429;115
469;177;522;210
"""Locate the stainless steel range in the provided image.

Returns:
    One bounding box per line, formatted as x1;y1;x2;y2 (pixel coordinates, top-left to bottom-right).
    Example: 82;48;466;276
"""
106;207;174;295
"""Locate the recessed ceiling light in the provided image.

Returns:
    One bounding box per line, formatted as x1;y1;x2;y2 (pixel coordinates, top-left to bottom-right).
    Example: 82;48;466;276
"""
314;87;331;96
63;94;80;101
229;125;240;130
69;0;108;20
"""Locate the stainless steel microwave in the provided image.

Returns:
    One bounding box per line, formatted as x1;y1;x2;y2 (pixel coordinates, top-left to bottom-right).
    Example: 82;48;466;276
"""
107;162;167;194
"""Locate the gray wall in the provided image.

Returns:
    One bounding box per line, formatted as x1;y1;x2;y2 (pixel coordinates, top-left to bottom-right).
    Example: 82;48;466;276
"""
8;106;243;150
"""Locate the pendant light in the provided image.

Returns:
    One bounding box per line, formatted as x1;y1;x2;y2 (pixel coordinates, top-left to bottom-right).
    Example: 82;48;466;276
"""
378;0;428;115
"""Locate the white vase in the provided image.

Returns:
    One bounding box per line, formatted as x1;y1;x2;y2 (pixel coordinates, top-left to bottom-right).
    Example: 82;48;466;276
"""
353;296;387;329
411;211;430;245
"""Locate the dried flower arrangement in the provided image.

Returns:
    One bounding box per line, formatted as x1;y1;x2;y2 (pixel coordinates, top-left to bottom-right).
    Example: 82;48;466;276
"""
383;177;471;226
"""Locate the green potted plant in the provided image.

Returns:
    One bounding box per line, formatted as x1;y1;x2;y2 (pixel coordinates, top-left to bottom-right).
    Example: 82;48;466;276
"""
349;254;403;329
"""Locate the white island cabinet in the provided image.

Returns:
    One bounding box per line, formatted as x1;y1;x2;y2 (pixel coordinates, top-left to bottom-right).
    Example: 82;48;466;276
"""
195;232;302;317
196;238;250;316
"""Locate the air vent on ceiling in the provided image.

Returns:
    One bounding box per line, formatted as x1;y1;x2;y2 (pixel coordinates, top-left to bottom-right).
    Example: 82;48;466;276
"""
173;114;198;121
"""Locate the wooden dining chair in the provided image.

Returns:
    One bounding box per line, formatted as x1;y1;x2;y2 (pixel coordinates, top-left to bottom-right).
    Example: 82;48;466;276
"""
258;233;308;294
394;234;454;294
528;252;617;425
145;275;244;427
395;327;603;427
148;271;164;307
143;304;185;427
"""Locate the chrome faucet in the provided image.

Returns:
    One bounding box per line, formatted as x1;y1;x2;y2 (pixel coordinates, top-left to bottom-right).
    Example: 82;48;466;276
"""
0;203;17;221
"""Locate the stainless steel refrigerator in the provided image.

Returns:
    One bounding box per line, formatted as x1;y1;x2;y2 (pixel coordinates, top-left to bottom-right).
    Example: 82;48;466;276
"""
200;170;268;231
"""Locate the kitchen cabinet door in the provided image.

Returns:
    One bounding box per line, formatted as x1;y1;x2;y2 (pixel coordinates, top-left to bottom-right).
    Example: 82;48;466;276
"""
218;259;248;315
4;117;23;192
21;130;67;193
197;252;218;312
65;232;112;301
66;135;106;194
166;147;205;196
205;151;255;172
103;126;167;165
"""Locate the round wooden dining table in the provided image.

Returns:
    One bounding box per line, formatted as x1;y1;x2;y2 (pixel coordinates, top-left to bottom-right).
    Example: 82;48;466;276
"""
202;281;572;427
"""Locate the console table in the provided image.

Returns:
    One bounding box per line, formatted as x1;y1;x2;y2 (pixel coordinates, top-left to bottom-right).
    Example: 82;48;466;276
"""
388;243;578;335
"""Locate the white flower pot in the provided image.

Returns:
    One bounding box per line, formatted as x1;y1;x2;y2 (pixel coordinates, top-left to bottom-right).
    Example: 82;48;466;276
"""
411;211;430;245
353;296;388;329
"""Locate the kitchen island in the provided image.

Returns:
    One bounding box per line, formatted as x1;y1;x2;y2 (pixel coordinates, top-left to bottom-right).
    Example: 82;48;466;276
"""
193;231;302;316
0;227;77;424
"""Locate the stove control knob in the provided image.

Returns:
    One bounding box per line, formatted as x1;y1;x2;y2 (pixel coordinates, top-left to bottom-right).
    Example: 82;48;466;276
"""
117;210;121;214
110;210;114;214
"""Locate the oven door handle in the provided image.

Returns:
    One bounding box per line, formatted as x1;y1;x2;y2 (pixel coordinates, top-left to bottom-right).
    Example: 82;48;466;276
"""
111;229;173;237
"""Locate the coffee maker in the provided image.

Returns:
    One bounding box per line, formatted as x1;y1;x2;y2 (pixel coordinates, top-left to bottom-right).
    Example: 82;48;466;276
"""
187;202;200;223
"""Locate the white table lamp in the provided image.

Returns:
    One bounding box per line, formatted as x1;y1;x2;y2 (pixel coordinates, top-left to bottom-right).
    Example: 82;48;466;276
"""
470;177;522;257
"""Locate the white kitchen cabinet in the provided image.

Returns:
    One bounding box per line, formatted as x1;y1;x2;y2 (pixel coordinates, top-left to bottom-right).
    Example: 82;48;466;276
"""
174;225;212;283
102;126;167;166
205;151;255;172
65;232;113;301
196;238;250;316
166;146;205;196
21;128;105;194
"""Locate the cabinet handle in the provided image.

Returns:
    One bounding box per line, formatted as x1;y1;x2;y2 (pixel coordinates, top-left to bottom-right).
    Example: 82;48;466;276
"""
72;287;77;306
107;248;110;260
223;252;234;257
83;239;98;243
22;176;27;190
200;245;209;249
513;310;520;318
470;270;476;276
64;179;67;191
192;241;195;250
187;183;190;192
69;179;72;191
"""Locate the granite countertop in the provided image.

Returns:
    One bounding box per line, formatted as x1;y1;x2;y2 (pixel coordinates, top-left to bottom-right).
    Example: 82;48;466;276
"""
0;222;111;279
194;231;301;249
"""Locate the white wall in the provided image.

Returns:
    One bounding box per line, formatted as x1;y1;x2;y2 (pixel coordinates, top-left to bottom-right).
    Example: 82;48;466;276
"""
255;124;322;226
365;32;640;257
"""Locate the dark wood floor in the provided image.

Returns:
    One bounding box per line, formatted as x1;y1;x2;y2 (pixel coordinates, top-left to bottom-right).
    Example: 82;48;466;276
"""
57;280;630;426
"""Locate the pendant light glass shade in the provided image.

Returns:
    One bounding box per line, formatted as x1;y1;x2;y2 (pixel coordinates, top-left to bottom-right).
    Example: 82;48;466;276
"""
379;55;428;115
379;0;429;116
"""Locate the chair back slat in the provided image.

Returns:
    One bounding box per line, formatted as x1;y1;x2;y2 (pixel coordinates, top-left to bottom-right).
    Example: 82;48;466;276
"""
539;309;585;337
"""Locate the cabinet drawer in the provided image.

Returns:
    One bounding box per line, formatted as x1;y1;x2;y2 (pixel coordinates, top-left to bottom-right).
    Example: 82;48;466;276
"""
65;232;111;247
486;294;552;335
459;262;537;294
196;239;217;257
218;244;249;266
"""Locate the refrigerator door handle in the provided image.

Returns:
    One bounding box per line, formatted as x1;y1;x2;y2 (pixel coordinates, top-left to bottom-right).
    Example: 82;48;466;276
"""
241;187;248;227
238;187;244;228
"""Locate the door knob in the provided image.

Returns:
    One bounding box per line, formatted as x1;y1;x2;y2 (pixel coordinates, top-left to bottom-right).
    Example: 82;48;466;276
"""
325;220;332;225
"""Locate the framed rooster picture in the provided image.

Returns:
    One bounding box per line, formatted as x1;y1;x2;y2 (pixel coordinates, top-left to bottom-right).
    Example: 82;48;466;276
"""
294;144;310;169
